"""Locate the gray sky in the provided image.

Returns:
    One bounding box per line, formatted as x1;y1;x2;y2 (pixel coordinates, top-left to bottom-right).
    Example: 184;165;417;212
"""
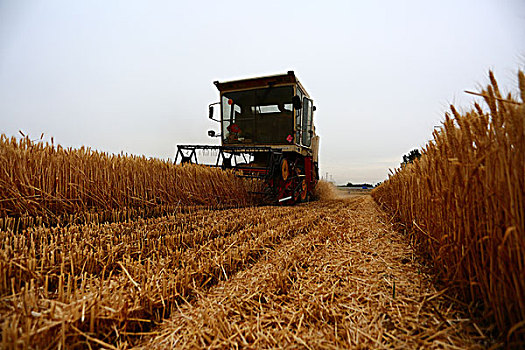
1;0;524;184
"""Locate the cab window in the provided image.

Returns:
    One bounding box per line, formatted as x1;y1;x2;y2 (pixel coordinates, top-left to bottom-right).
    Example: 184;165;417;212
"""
301;97;313;146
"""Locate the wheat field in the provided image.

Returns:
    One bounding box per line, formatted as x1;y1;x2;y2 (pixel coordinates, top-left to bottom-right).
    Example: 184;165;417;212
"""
1;72;524;348
372;71;525;345
0;135;253;231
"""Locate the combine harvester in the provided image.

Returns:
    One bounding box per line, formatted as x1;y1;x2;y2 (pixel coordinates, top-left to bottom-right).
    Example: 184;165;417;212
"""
175;71;319;204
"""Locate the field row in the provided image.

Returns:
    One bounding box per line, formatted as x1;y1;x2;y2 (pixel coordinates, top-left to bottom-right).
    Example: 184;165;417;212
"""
1;200;329;348
137;196;485;349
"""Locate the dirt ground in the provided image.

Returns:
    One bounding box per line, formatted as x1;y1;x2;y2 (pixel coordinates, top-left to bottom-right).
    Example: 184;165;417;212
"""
136;192;488;349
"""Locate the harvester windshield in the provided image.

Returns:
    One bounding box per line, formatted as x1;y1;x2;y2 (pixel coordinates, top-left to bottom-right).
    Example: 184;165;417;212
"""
221;86;294;145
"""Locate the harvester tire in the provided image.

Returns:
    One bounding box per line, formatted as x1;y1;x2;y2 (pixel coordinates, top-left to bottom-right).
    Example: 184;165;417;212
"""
300;179;308;202
280;158;289;181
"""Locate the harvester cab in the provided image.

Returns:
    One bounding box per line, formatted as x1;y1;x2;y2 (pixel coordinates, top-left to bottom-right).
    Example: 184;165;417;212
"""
175;71;319;204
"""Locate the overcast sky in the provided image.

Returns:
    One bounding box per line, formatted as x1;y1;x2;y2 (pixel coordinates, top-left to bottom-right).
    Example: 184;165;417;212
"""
1;0;524;184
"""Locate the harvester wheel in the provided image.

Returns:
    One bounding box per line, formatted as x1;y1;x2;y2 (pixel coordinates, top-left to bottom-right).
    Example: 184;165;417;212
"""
300;179;308;202
280;158;289;181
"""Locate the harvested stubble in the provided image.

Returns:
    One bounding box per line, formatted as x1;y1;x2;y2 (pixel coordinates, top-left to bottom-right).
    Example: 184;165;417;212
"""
372;71;525;345
137;196;485;349
0;135;253;229
1;203;322;348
